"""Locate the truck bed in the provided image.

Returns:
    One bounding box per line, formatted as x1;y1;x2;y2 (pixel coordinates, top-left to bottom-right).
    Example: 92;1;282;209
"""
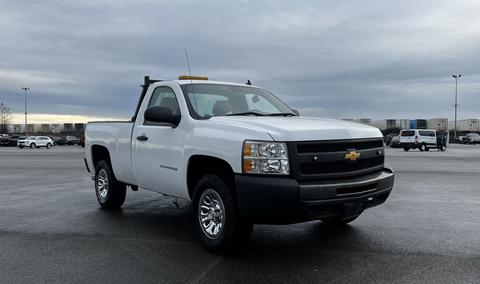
85;121;136;185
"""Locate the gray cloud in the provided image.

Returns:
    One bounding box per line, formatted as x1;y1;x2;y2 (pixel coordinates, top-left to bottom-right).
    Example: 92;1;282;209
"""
1;0;480;121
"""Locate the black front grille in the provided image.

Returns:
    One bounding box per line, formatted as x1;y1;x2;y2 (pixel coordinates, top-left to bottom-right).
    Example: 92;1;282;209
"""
297;139;383;153
289;138;385;180
300;156;384;175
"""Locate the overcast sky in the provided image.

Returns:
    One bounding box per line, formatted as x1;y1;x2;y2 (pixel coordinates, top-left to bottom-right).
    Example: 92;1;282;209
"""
1;0;480;123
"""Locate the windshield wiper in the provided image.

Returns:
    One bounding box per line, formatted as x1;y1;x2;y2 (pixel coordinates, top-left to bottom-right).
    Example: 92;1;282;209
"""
227;111;267;116
267;112;296;117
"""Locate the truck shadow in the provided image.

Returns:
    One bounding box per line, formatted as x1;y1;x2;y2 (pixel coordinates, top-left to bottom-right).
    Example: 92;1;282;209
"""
94;196;376;257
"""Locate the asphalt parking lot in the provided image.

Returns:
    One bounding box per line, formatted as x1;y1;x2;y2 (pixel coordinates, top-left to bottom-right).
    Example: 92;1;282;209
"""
0;145;479;283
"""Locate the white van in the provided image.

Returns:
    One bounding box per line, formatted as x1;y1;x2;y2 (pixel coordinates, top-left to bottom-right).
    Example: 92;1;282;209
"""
399;129;448;151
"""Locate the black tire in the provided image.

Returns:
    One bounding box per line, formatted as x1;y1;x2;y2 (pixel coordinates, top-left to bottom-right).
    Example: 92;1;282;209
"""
419;144;426;151
95;160;126;209
46;143;52;149
425;147;430;151
192;174;252;254
321;214;361;225
30;143;36;149
403;147;410;151
441;145;446;151
18;146;24;149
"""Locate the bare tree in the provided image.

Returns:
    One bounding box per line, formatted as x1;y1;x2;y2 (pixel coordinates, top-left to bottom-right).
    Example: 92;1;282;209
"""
0;102;11;133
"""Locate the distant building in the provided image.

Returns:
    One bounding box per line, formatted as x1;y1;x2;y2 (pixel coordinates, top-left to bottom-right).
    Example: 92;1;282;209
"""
371;119;398;130
449;119;480;132
427;118;448;131
398;119;410;130
64;123;74;132
13;124;23;133
74;123;86;132
50;124;64;133
355;118;371;125
26;124;35;134
3;123;86;135
40;124;50;133
409;119;427;129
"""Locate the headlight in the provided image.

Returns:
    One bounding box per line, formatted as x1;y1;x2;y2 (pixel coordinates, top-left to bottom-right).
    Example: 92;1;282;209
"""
243;141;289;175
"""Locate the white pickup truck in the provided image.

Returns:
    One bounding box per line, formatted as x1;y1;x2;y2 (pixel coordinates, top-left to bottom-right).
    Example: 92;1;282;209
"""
85;76;394;253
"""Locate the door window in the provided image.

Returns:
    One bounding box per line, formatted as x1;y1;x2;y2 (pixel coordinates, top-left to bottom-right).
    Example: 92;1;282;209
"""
419;131;435;137
148;87;180;115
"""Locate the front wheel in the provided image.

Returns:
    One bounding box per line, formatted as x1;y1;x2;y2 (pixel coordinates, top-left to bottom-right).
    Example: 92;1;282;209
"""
46;143;52;149
192;174;252;254
95;160;126;209
419;144;426;151
30;143;36;149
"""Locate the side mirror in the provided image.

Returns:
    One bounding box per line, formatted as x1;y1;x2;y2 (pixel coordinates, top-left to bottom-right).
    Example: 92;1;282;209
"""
292;109;300;116
144;106;181;127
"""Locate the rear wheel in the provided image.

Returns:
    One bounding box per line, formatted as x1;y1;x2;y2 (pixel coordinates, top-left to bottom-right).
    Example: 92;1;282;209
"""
192;174;252;254
95;160;126;209
419;144;426;151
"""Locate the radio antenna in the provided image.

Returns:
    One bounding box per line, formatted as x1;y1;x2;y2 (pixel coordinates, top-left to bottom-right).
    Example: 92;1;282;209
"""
184;48;192;77
184;48;198;111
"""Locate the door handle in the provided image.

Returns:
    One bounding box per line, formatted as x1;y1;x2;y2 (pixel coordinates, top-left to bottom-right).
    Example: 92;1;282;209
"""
137;135;148;141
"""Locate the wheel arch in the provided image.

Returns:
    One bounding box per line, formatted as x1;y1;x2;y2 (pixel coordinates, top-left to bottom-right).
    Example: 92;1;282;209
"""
91;144;112;169
187;155;235;199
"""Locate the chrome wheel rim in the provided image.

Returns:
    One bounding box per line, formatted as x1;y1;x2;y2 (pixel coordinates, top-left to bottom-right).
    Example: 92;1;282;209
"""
97;169;108;200
198;189;225;239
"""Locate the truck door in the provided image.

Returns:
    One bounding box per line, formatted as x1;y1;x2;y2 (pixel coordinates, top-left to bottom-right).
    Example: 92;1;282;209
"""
133;85;186;197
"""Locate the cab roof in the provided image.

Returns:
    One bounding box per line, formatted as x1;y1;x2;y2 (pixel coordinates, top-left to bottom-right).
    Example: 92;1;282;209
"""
174;79;257;87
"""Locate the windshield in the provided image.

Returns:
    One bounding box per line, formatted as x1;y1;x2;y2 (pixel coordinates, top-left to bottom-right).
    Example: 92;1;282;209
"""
26;136;36;140
181;84;295;119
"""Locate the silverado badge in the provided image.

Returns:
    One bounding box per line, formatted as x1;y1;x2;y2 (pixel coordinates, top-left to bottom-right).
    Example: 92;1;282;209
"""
345;150;361;161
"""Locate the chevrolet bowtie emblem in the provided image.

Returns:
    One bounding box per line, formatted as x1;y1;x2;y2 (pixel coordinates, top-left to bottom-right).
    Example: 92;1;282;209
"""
345;150;361;161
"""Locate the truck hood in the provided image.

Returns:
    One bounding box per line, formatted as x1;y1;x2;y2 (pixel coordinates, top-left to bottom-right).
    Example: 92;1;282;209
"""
209;116;382;141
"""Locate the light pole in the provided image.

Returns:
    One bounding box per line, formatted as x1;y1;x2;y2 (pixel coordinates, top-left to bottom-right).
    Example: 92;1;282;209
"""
21;87;30;135
452;74;461;139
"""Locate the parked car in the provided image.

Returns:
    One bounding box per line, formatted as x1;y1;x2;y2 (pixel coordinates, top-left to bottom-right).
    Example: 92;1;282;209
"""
54;137;70;146
399;129;448;151
389;135;401;148
0;135;21;147
452;136;465;144
54;136;79;146
85;75;395;253
69;137;81;145
463;133;480;144
18;136;54;149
